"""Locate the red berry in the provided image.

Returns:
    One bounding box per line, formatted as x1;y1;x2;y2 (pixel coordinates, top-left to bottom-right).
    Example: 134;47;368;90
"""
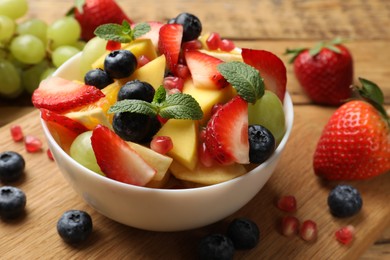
163;76;184;92
219;39;235;52
281;216;299;237
106;40;121;51
25;135;43;153
277;195;297;212
10;125;24;142
137;55;150;67
206;32;221;50
335;225;355;245
176;64;190;79
300;220;318;242
150;136;173;155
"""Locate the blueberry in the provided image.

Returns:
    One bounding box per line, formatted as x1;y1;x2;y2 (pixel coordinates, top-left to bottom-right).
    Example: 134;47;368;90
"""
112;112;161;143
227;218;260;250
248;125;276;164
57;210;93;244
0;151;25;182
117;80;155;102
0;186;26;219
104;50;137;79
198;234;235;260
174;13;202;42
328;185;363;218
84;68;113;89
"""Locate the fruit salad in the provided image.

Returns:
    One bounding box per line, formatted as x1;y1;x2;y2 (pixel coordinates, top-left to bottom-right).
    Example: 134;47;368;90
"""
32;13;288;189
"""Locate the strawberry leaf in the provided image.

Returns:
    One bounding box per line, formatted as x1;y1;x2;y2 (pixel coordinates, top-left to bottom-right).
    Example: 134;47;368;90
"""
217;61;264;104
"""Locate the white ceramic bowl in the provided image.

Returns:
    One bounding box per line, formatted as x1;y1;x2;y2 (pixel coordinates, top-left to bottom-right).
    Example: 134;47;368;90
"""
40;52;294;232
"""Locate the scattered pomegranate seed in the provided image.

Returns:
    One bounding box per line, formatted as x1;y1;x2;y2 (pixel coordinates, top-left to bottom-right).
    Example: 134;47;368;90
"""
277;195;297;212
150;136;173;155
24;135;43;153
281;216;300;237
164;76;184;92
335;225;355;245
176;64;190;79
198;142;215;167
219;39;236;52
10;125;24;142
47;149;54;161
300;220;318;242
106;40;121;51
182;40;202;51
206;32;221;50
137;55;150;67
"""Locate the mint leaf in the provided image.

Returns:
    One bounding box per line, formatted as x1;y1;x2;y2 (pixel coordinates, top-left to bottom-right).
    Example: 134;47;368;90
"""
108;100;157;117
94;21;150;43
159;93;203;120
217;61;264;104
153;86;167;104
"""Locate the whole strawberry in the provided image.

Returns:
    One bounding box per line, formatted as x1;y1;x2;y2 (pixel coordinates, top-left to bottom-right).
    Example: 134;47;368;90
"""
286;39;353;106
71;0;133;41
313;78;390;180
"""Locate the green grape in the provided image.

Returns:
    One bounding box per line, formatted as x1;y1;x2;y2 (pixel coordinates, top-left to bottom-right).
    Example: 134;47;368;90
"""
52;45;80;68
0;0;28;20
10;34;45;64
17;18;48;44
21;60;49;94
72;40;86;50
47;17;81;50
0;15;15;42
40;67;56;81
0;59;23;98
248;90;286;144
80;36;107;75
70;131;103;175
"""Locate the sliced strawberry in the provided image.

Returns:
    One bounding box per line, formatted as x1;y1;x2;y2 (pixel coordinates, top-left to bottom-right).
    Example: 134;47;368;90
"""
32;76;105;113
205;96;249;164
185;50;228;89
241;48;287;102
136;21;164;49
91;125;156;186
158;23;183;74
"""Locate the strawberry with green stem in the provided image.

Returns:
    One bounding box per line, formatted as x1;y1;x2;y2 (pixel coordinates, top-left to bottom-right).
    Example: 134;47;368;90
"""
313;78;390;180
286;38;353;106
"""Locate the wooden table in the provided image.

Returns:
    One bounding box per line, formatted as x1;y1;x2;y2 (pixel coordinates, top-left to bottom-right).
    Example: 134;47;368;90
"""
1;0;389;259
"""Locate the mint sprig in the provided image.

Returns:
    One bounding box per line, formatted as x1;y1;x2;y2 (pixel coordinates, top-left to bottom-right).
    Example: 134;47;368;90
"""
94;21;150;43
108;86;203;120
217;61;264;104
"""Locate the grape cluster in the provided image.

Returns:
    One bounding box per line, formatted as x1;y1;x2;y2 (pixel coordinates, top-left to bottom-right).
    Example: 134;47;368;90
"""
0;0;84;99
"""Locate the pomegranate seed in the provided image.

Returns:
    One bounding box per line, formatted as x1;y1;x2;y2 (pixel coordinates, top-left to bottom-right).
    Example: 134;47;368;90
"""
182;40;202;51
106;40;121;51
300;220;318;242
176;64;190;79
164;76;184;92
277;195;297;212
281;216;299;237
198;142;215;167
157;115;168;125
335;225;355;245
206;32;221;50
47;149;54;161
219;39;236;52
150;136;173;155
24;135;43;153
137;55;150;67
10;125;24;142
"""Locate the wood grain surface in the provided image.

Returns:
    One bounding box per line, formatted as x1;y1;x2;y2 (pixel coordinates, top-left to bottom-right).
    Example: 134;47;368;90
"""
1;0;390;259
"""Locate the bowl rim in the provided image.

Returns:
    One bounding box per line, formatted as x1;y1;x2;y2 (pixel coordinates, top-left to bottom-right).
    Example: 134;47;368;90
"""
42;52;294;193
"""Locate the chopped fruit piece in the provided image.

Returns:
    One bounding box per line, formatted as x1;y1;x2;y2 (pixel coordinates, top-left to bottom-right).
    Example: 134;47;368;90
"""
241;48;287;102
335;225;355;245
163;76;184;92
176;64;190;79
158;23;183;74
277;195;297;213
199;49;243;62
91;125;156;186
41;108;89;134
300;220;318;242
32;77;105;113
220;39;235;52
136;21;164;49
205;96;249;165
25;135;43;153
182;40;202;51
150;136;173;155
185;50;228;90
106;40;121;51
281;216;299;237
66;107;112;130
206;32;221;50
10;125;23;142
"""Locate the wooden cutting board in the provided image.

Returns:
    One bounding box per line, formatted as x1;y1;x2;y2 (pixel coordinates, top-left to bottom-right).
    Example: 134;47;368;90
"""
1;106;389;259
